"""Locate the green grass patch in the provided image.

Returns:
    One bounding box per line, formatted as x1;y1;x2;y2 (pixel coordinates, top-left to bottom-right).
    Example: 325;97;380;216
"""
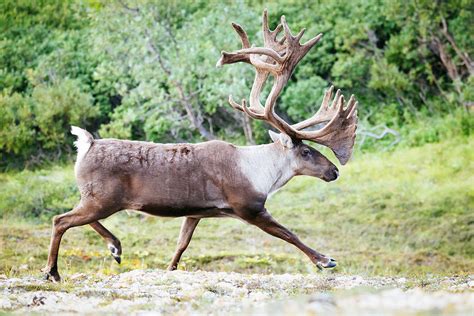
0;137;473;278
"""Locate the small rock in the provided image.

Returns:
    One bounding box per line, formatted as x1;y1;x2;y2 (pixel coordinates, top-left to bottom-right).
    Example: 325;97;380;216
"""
249;291;269;301
0;298;12;309
19;264;29;271
70;273;87;281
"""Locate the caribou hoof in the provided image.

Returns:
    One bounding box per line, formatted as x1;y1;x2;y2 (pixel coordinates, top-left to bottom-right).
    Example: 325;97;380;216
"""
316;257;337;270
167;265;178;271
108;244;122;264
43;270;61;283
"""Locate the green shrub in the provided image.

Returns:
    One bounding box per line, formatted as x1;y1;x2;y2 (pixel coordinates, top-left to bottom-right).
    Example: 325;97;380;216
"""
0;92;35;156
0;165;78;221
32;79;98;150
0;80;99;168
357;110;473;152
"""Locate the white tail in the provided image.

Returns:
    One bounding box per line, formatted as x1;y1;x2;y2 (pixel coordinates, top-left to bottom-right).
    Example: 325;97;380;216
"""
71;126;93;166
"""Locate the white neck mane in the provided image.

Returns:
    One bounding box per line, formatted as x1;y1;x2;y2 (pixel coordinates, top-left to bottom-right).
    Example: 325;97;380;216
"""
237;143;296;196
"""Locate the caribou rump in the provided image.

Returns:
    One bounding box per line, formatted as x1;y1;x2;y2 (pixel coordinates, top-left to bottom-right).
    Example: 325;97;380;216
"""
44;10;358;282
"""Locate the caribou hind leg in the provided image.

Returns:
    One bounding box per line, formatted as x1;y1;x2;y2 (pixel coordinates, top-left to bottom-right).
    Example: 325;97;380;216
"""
167;217;200;271
244;209;336;270
89;221;122;264
43;202;117;282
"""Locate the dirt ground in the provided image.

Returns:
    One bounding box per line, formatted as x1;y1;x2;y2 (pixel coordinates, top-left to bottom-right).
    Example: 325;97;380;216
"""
1;270;473;315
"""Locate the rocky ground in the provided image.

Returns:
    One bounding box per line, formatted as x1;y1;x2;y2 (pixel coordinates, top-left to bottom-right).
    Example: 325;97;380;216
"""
0;270;473;315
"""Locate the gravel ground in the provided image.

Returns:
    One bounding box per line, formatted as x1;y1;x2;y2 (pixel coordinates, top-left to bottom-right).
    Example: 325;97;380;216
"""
0;270;473;315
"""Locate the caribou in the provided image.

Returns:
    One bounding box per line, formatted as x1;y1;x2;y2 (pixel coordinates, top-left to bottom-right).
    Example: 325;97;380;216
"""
44;10;358;282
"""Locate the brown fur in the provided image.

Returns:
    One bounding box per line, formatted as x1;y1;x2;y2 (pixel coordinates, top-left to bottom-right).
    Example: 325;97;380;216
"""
77;139;265;216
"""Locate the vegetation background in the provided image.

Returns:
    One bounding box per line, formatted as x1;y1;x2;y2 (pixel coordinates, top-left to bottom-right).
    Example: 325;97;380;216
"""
0;0;473;281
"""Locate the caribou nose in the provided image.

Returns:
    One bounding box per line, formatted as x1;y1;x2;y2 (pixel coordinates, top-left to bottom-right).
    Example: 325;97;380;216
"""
325;167;339;182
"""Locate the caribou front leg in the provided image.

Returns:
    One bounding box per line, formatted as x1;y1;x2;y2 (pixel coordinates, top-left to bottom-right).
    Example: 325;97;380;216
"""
245;209;336;269
167;217;200;271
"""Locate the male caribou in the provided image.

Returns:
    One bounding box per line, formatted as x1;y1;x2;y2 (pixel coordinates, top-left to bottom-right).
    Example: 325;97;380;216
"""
44;10;357;282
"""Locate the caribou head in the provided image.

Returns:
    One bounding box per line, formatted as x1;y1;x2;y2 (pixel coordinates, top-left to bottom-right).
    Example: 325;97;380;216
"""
217;10;357;182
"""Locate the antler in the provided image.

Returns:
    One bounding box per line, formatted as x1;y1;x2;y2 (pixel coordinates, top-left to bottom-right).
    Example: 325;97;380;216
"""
217;10;358;165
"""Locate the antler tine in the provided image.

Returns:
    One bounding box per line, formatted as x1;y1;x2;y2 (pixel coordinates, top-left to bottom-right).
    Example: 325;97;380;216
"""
337;94;345;113
228;95;244;111
294;93;358;164
348;99;358;118
345;94;357;118
281;15;294;40
262;9;270;34
216;23;251;67
262;9;285;51
295;28;306;42
323;85;335;109
302;33;323;52
236;47;285;64
216;51;249;67
291;85;335;130
232;23;250;49
332;89;342;108
273;24;283;38
229;96;266;121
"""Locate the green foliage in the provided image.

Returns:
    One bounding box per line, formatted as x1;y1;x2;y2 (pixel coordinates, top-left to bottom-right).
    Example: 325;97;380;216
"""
0;92;35;155
1;138;472;276
91;1;261;142
0;0;88;92
281;76;327;121
356;109;474;152
32;79;98;150
400;110;474;147
0;0;473;167
0;165;78;220
0;79;98;166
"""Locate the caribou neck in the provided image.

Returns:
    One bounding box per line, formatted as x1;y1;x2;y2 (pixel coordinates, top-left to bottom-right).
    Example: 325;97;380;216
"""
237;143;296;197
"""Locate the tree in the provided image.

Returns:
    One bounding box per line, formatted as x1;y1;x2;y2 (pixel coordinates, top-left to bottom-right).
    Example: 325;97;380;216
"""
91;1;263;143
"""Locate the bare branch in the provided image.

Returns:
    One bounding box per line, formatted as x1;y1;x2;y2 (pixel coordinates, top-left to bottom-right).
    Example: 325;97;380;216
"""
440;17;473;75
117;0;140;14
357;124;400;149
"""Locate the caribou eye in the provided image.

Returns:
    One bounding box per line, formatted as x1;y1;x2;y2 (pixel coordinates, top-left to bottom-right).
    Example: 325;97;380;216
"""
301;148;311;157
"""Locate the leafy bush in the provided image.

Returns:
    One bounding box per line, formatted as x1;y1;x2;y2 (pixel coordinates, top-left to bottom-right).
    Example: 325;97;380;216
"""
32;79;98;150
0;165;78;221
0;92;35;156
356;109;474;152
0;79;98;168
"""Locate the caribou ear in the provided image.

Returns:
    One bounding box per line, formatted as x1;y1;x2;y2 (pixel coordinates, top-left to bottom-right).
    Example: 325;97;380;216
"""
269;130;294;149
269;130;280;143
